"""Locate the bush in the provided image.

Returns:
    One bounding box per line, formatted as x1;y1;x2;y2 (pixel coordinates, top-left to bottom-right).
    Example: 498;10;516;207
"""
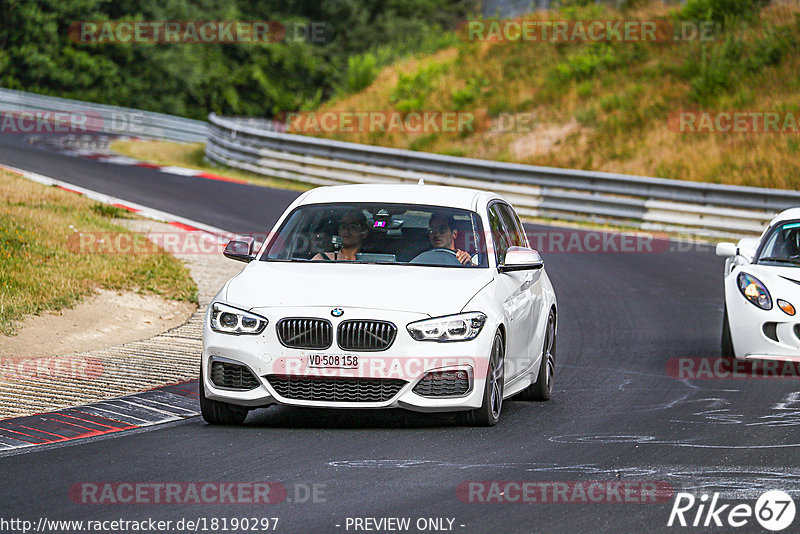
391;62;449;112
682;0;770;26
341;53;378;94
450;77;488;109
745;26;797;72
685;25;797;104
488;97;511;117
552;0;594;7
552;45;623;82
687;35;742;104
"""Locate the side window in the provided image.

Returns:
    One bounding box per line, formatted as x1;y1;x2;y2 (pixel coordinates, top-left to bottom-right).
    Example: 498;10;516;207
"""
488;204;512;265
497;204;526;248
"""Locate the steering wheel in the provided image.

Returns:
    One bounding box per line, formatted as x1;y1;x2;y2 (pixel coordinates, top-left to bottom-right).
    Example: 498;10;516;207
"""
410;248;463;266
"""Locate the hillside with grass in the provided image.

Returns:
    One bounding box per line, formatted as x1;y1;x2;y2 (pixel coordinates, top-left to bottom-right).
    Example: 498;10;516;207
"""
308;0;800;189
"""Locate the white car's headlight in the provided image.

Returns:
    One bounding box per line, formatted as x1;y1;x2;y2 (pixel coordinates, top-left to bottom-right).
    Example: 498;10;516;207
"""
210;303;268;335
737;273;772;310
407;312;486;342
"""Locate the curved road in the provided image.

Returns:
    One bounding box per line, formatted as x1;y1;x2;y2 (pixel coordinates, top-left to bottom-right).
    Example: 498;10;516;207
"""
1;134;798;533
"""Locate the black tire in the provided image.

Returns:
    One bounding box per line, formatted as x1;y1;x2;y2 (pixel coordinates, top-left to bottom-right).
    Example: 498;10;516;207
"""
516;310;556;401
721;307;734;359
199;369;249;425
461;331;505;427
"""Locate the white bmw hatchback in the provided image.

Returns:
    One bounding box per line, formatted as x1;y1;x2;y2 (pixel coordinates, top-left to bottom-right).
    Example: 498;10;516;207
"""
716;208;800;361
201;184;558;426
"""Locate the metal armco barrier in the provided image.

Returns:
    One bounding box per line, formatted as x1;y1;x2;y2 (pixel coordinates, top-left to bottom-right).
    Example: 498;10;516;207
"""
483;0;551;18
0;88;206;142
206;114;800;237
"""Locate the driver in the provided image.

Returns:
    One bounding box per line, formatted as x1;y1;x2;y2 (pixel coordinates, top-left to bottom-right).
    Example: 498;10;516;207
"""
427;213;472;265
780;227;800;258
312;211;368;261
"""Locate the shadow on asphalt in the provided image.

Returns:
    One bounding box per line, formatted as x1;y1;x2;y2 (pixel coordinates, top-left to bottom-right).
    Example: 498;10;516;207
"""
213;401;532;429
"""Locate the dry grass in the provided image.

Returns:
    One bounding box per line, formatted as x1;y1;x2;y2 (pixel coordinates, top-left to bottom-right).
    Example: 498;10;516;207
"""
0;170;197;335
308;0;800;189
110;140;312;192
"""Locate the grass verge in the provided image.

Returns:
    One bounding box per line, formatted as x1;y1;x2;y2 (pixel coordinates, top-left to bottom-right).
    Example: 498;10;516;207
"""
0;169;197;335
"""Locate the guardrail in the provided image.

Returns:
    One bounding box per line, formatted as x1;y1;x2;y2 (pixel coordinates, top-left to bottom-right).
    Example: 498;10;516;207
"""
206;113;800;237
0;88;206;142
483;0;551;18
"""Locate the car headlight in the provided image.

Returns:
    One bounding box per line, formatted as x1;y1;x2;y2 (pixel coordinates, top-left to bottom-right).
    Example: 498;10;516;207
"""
737;273;772;310
210;303;268;335
407;312;486;342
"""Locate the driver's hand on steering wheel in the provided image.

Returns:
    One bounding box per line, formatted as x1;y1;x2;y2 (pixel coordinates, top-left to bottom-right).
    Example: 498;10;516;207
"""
455;249;471;265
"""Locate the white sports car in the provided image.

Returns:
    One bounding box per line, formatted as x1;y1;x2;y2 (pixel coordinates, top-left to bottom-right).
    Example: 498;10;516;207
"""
201;184;558;426
716;208;800;361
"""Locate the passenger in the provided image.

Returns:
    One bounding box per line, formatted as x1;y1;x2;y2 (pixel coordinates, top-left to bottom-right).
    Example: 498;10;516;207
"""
312;211;368;261
779;228;800;258
427;213;472;265
308;228;331;258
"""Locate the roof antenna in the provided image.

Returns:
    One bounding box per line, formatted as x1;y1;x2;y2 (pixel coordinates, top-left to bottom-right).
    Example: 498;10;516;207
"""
417;178;425;185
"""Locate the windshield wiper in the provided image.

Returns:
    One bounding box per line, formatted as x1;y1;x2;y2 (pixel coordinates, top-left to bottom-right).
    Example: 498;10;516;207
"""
758;256;800;265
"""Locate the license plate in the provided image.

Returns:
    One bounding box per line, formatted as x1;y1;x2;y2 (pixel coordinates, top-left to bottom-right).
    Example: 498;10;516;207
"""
308;354;359;369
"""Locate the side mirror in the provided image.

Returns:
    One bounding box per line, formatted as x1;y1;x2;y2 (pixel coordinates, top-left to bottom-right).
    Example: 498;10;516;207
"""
737;237;759;263
223;237;255;263
715;242;738;258
499;246;544;273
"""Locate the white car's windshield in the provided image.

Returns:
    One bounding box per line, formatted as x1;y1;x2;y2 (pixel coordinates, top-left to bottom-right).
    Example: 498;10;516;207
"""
757;220;800;267
262;203;488;268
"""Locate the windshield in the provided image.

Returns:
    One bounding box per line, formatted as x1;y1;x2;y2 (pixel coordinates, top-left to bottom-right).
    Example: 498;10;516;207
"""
262;203;488;268
757;220;800;267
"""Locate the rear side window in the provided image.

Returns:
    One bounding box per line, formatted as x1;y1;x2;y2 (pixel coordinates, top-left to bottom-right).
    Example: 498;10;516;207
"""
497;203;527;248
488;204;513;265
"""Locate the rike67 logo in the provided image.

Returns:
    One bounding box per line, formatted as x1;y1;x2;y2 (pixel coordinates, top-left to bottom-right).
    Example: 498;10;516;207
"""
668;490;796;531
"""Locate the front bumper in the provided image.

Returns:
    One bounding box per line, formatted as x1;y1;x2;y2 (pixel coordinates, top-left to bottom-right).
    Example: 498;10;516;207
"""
725;278;800;360
202;306;495;412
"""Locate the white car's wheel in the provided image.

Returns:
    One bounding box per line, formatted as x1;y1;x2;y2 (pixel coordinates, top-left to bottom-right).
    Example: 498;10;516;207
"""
461;331;505;426
199;369;249;425
721;307;735;359
516;310;556;401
